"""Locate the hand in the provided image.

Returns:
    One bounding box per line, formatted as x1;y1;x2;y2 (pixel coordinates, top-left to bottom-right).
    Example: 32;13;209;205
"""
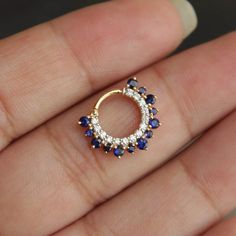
0;0;235;235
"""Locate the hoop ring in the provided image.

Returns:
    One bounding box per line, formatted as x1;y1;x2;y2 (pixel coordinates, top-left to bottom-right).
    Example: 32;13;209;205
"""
78;77;161;158
94;89;123;113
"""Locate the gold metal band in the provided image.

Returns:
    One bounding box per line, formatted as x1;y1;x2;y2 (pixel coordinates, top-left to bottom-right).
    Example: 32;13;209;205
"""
94;89;123;114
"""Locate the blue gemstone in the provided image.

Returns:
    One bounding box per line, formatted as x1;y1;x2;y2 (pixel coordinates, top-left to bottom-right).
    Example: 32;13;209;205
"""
127;78;138;89
127;145;135;153
85;129;94;137
91;138;102;148
150;107;158;116
104;144;112;153
145;130;153;139
114;146;125;157
149;118;160;129
79;116;90;127
138;87;147;95
137;138;148;150
146;94;156;105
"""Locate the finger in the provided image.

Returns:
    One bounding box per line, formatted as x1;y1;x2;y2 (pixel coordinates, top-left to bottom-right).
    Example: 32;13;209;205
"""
0;33;236;236
0;0;195;150
54;110;236;236
202;218;236;236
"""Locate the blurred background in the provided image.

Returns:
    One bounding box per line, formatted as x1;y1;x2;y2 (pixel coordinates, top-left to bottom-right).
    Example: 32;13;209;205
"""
0;0;235;216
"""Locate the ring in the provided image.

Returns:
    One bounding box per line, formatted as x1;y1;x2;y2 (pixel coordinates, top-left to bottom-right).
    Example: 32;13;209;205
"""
78;77;161;158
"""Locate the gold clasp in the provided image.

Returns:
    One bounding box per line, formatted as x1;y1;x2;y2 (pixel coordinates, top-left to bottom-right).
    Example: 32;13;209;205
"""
93;89;123;115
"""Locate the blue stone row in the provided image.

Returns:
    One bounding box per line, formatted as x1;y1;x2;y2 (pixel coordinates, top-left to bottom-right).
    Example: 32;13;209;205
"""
79;117;159;158
127;78;156;105
112;138;149;157
81;125;158;158
91;138;149;158
79;116;147;157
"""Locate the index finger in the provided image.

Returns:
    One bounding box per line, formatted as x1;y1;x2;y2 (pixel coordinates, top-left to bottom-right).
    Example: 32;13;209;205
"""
0;0;197;150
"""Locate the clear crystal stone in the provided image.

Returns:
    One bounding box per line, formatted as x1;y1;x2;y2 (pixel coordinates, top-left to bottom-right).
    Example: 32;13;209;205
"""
142;114;148;121
121;138;129;146
100;131;106;139
91;117;98;125
106;136;113;143
135;130;143;138
128;92;132;97
125;89;133;97
139;100;146;108
141;110;146;116
114;138;121;145
140;123;147;131
94;124;101;132
129;135;136;143
133;93;140;101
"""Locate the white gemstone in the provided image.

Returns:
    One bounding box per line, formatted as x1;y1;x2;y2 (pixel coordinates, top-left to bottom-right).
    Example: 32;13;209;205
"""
142;114;149;121
127;92;132;96
125;89;133;97
100;131;107;139
140;123;147;131
140;99;146;106
141;109;146;115
94;124;101;132
114;138;121;145
129;135;136;143
142;107;148;113
140;108;146;114
121;138;129;146
136;130;143;138
133;93;141;101
106;136;113;143
91;117;98;125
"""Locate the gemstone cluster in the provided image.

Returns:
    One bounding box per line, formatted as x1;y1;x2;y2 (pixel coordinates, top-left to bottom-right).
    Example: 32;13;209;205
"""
79;77;161;158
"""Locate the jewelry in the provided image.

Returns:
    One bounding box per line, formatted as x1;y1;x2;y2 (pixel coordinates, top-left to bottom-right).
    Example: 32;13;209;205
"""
78;77;160;158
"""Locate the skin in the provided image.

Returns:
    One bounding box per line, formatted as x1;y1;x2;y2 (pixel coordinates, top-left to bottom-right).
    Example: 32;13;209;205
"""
0;0;235;235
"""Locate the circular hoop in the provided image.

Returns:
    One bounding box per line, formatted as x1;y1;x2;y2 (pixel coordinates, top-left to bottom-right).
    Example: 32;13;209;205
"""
94;89;123;113
78;77;160;158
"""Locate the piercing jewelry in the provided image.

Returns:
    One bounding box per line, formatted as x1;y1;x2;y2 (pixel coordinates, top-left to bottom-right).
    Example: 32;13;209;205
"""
78;77;161;158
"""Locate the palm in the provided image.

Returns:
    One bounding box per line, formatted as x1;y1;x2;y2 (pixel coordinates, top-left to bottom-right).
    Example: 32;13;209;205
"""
0;1;235;235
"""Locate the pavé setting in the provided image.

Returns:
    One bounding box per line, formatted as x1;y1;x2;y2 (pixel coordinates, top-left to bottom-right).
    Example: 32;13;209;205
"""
78;77;161;158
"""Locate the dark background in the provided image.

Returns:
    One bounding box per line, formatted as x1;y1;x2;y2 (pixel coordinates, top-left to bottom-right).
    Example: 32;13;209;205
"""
0;0;235;52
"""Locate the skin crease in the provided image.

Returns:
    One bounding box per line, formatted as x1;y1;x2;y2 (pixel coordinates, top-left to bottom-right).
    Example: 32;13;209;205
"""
0;0;235;236
202;218;236;236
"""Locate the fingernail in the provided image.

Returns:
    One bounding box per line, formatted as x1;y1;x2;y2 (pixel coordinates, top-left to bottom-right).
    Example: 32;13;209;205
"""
170;0;198;38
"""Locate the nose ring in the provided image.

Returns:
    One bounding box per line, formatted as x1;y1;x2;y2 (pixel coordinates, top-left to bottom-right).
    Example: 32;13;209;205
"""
79;77;161;158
